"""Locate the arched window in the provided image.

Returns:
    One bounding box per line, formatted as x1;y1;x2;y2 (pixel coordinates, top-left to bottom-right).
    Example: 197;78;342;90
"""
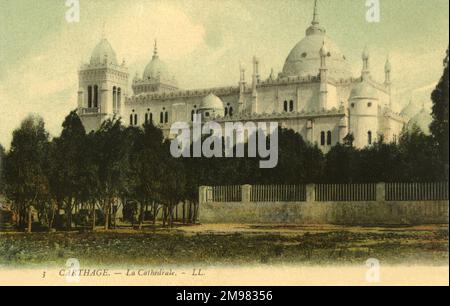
145;113;149;124
165;112;169;123
93;85;98;108
368;131;372;145
129;114;133;125
225;108;228;116
117;88;121;111
320;131;325;146
112;86;117;111
289;100;294;112
88;86;93;108
327;131;332;145
150;113;153;123
134;114;138;126
160;112;164;124
283;100;288;112
229;107;234;117
191;110;195;121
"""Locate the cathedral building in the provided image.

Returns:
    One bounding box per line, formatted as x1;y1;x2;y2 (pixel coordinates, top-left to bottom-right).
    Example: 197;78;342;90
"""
77;1;409;151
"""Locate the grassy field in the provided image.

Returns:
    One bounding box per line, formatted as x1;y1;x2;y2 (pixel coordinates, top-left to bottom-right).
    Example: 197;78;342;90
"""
0;224;448;267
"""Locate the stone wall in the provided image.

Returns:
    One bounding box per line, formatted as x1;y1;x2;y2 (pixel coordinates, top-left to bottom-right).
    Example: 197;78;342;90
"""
199;201;449;225
198;184;449;225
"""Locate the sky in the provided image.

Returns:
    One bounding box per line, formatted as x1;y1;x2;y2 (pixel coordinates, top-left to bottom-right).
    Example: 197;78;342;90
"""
0;0;448;148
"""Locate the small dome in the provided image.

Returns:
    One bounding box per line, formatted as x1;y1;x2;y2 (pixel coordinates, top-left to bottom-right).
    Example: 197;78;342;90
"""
200;93;224;111
142;41;177;87
199;94;225;118
90;38;118;65
143;56;170;81
350;80;378;100
408;106;432;134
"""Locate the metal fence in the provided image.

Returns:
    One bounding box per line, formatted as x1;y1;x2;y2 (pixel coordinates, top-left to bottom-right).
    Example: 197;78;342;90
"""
315;183;377;202
250;185;306;202
211;185;242;202
204;182;448;203
386;182;449;201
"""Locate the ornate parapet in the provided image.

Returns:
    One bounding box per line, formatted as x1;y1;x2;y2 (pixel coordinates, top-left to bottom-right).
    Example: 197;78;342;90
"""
126;85;240;105
214;107;345;122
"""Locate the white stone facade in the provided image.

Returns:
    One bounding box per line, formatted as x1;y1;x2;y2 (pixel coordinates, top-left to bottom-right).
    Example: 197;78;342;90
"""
78;2;408;151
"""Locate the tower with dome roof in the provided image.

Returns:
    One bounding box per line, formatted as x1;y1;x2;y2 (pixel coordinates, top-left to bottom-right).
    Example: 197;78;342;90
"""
77;33;129;132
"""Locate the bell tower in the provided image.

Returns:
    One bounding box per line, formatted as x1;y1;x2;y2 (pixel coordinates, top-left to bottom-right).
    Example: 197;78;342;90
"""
78;35;129;132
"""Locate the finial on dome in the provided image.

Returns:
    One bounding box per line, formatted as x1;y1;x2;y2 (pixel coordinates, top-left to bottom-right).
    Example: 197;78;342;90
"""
312;0;320;25
362;45;370;79
101;21;106;39
362;45;370;60
306;0;325;35
152;39;159;59
385;54;391;72
320;39;328;57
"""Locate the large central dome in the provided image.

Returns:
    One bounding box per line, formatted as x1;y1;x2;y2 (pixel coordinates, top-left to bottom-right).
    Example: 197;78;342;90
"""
281;2;352;80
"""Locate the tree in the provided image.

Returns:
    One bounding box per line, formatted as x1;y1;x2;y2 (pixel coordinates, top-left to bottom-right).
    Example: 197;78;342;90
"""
397;125;445;182
0;144;5;193
92;117;129;230
430;48;449;177
125;123;166;229
323;144;358;183
3;115;50;232
48;111;87;230
258;128;324;184
160;139;186;227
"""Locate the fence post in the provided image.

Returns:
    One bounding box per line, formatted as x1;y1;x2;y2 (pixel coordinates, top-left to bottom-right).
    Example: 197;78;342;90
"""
242;185;252;202
199;186;209;204
306;184;315;202
376;182;386;202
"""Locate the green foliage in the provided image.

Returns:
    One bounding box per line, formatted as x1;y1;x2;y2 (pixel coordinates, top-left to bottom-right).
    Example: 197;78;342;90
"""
48;110;88;229
2;109;447;231
0;143;5;192
430;48;449;175
2;115;50;229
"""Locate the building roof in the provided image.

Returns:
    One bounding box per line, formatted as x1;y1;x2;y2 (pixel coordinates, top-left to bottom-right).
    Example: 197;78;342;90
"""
200;93;224;110
350;80;379;100
281;1;352;80
90;38;118;66
142;40;175;85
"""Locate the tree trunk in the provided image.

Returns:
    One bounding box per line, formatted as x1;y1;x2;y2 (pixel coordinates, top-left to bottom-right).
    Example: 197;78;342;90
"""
138;202;145;230
182;201;186;224
91;202;96;231
169;204;173;228
193;202;199;224
104;200;110;231
49;201;56;231
27;206;32;233
162;206;166;227
152;202;157;225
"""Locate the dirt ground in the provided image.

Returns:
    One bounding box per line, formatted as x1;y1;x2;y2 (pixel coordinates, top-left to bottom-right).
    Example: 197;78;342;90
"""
0;223;448;267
